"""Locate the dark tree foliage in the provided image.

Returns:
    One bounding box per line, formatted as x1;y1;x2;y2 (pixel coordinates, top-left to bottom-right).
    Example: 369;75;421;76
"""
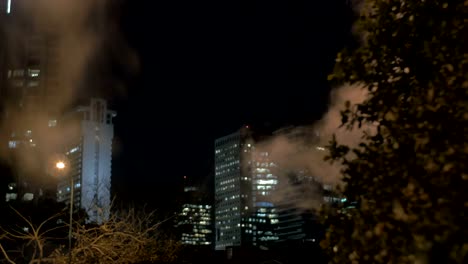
322;0;467;263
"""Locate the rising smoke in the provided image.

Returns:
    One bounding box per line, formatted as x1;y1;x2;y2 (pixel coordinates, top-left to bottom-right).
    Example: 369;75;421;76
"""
252;0;375;211
0;0;136;182
257;83;371;210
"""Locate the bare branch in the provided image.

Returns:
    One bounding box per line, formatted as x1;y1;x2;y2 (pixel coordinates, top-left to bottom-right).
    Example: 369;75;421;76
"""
0;242;16;264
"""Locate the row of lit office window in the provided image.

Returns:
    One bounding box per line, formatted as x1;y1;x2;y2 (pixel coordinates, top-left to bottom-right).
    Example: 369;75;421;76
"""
215;143;239;154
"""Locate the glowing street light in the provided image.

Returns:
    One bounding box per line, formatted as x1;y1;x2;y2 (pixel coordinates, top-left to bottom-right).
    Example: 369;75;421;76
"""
56;161;66;170
55;159;73;264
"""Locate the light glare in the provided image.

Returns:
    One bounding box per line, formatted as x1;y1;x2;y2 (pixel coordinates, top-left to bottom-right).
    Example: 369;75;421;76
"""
56;161;65;169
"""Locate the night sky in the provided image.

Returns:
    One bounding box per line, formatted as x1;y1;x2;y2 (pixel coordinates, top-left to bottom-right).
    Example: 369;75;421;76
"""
110;0;355;208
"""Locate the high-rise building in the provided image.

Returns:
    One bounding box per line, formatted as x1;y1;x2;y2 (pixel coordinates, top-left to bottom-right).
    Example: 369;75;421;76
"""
1;1;112;210
274;172;324;246
57;98;116;224
1;0;62;203
271;126;342;249
175;183;213;246
1;0;62;113
214;126;279;251
214;127;252;250
246;148;280;248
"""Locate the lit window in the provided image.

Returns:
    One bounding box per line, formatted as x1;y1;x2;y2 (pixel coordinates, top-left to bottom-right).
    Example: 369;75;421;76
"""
28;69;40;77
8;141;17;148
70;147;79;153
48;120;57;127
257;179;277;185
5;193;17;202
23;193;34;201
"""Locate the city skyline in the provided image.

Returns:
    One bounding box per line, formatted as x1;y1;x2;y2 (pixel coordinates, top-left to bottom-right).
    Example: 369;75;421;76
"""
0;0;355;210
110;0;355;207
0;1;464;263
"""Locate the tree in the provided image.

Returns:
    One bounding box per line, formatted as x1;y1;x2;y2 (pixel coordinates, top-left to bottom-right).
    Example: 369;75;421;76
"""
0;206;181;263
321;0;467;263
0;207;66;264
50;207;181;264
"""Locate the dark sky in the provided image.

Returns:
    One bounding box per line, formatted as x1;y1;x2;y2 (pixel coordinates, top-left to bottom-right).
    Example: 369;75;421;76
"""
110;0;354;208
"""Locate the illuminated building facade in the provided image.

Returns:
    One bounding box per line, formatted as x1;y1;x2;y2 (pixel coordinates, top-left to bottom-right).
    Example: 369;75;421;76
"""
57;98;116;224
214;127;279;250
271;126;339;248
176;186;213;246
274;172;324;246
214;127;252;250
246;149;279;248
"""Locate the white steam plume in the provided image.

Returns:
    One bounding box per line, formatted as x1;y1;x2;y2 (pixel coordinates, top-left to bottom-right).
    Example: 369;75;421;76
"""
257;83;370;210
0;0;136;183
